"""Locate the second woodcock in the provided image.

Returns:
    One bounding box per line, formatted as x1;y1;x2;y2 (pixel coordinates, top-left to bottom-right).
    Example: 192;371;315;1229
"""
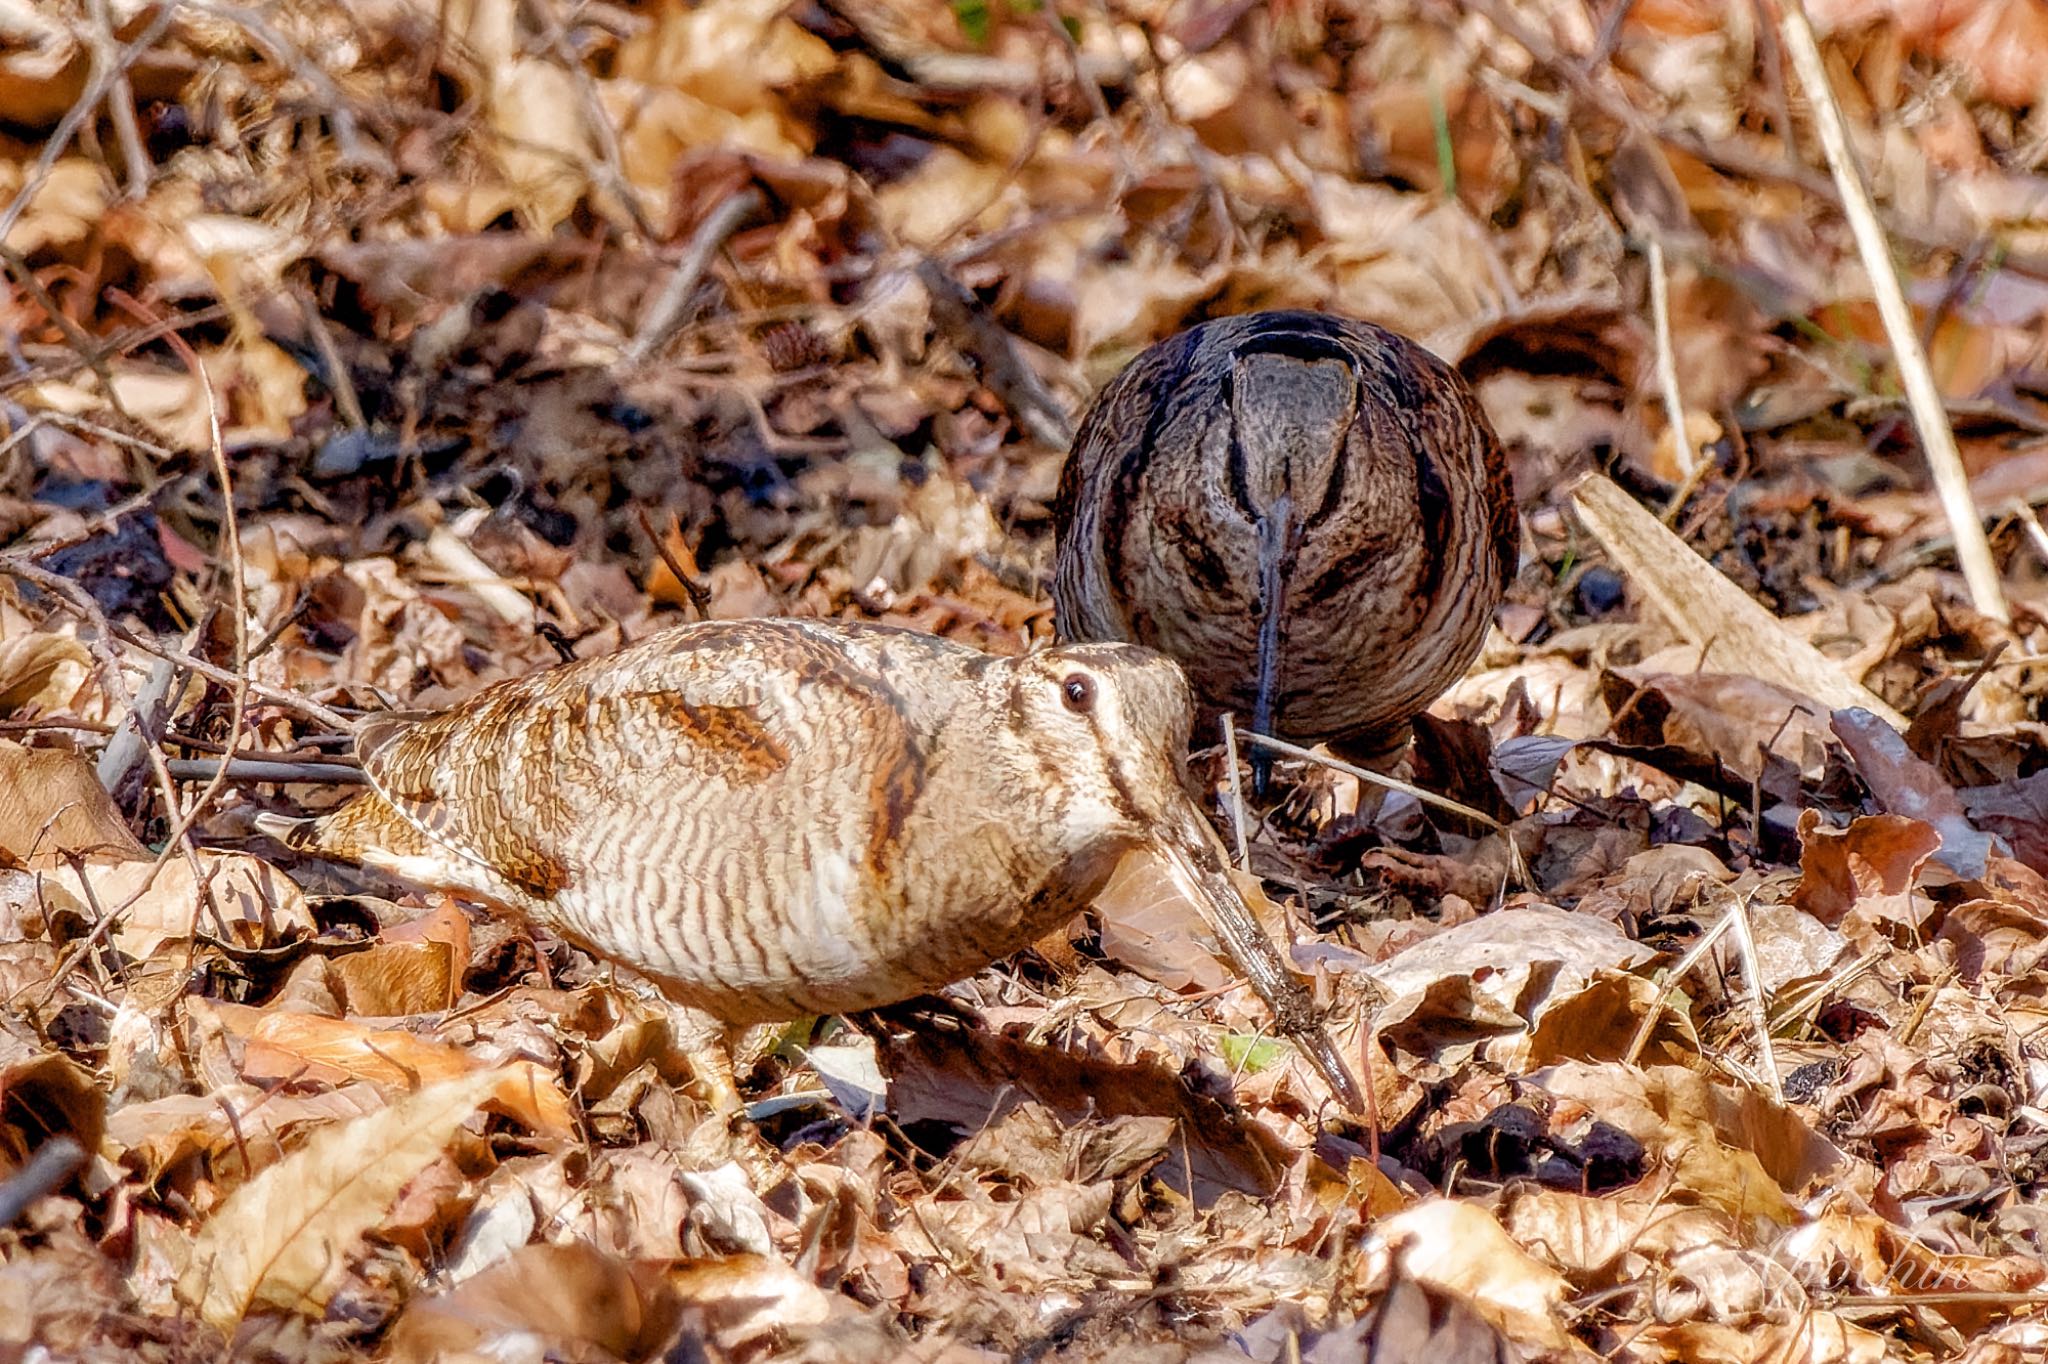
268;618;1357;1105
1054;311;1519;785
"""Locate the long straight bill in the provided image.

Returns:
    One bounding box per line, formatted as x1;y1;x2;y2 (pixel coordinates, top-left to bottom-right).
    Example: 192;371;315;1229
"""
1159;814;1364;1114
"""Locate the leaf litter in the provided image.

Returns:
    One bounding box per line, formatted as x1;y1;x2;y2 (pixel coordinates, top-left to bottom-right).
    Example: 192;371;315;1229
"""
4;0;2048;1359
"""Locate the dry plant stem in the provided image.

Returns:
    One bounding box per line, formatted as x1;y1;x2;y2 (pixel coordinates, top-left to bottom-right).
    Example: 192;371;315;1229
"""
106;293;252;870
917;258;1075;449
1722;891;1781;1102
626;188;766;365
0;302;231;398
632;506;713;617
294;290;365;430
1778;2;2009;624
2011;500;2048;569
1240;730;1529;889
520;0;655;239
86;0;151;198
110;628;354;733
0;1137;86;1228
1624;901;1737;1066
1644;236;1700;480
166;758;368;785
0;4;175;242
0;246;141;431
1220;714;1251;869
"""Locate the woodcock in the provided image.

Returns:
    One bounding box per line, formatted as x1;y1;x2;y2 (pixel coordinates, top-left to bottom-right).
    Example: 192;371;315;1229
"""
1054;310;1519;789
267;618;1360;1109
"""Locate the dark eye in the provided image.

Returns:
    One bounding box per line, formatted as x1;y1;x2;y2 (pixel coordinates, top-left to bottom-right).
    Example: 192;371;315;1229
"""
1061;673;1095;713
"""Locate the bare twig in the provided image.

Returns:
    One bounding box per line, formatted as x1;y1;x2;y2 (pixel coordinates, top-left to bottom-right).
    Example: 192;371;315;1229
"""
86;0;152;198
0;4;175;243
633;506;712;617
1241;729;1529;888
293;289;366;430
0;1138;86;1227
166;758;367;785
626;188;765;365
1220;714;1251;869
0;245;141;431
105;291;253;865
520;0;655;239
1778;1;2009;624
1644;236;1700;480
917;258;1075;449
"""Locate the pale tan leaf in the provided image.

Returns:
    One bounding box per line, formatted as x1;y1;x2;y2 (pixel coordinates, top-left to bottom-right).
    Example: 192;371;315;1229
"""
0;741;144;867
177;1063;562;1331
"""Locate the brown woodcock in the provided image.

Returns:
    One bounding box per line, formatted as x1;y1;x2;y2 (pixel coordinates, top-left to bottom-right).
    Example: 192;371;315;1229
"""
1053;311;1518;790
264;618;1360;1110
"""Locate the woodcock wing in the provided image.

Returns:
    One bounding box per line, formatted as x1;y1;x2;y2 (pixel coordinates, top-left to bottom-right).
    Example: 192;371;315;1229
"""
1054;310;1519;788
267;618;1359;1109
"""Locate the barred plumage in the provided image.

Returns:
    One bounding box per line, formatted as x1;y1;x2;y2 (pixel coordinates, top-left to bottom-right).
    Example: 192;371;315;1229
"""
266;618;1359;1108
1053;311;1518;781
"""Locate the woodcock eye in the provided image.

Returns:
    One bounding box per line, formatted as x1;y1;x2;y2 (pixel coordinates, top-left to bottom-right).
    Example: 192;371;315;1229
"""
1061;673;1096;713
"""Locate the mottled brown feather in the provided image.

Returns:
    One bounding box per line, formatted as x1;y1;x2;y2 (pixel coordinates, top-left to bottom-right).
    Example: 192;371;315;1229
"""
1053;310;1519;754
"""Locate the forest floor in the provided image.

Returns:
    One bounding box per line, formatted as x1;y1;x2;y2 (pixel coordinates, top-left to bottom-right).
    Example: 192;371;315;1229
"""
5;1;2048;1360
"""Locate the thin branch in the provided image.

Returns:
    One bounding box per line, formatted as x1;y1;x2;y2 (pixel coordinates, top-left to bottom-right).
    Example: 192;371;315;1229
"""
1644;236;1699;480
1241;729;1530;888
86;0;152;198
0;4;176;243
166;758;367;785
625;188;765;365
1778;2;2009;624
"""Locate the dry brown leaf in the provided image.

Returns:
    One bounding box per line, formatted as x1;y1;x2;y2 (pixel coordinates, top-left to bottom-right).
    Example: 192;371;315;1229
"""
177;1063;565;1332
194;1001;572;1135
1789;810;1942;937
0;634;92;715
0;1032;102;1174
0;741;144;867
1368;1200;1582;1356
18;850;313;959
1531;1062;1850;1223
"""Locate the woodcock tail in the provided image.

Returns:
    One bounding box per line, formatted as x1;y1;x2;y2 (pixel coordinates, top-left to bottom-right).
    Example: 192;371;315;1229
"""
265;618;1361;1111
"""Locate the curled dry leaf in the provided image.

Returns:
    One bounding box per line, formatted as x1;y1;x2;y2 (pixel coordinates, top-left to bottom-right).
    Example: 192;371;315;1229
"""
884;1027;1295;1205
1529;1062;1850;1224
0;634;92;715
1359;907;1661;1068
177;1063;569;1333
1789;810;1942;938
190;1000;574;1135
0;1032;103;1175
1364;1200;1580;1357
10;851;314;961
0;741;145;867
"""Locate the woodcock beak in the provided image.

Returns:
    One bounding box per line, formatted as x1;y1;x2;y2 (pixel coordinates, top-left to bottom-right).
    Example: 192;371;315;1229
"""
1156;811;1365;1115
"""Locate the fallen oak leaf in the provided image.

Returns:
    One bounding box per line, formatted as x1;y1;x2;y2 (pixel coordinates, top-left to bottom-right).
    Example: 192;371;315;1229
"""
191;1000;574;1136
177;1063;567;1333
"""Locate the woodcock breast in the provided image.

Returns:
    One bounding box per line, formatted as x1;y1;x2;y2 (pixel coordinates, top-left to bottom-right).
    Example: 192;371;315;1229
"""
267;618;1358;1108
1054;311;1518;788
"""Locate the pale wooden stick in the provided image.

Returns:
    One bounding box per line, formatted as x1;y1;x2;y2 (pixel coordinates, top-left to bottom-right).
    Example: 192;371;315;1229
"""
1572;474;1907;727
1645;237;1700;479
1779;2;2009;624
